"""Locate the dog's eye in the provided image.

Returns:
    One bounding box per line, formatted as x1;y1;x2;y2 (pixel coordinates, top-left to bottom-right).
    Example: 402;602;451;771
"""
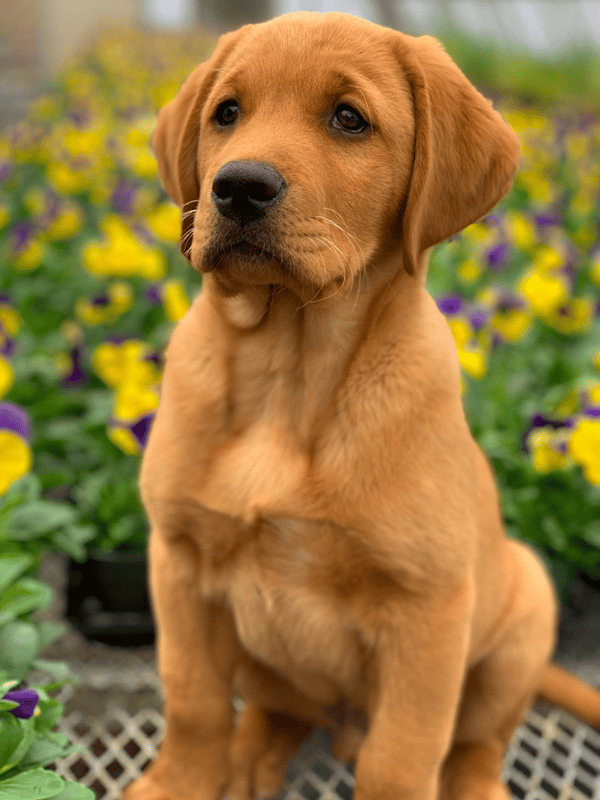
332;104;368;134
215;100;240;127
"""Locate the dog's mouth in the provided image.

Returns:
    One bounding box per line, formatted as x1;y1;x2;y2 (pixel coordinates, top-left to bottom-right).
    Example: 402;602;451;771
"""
199;236;294;281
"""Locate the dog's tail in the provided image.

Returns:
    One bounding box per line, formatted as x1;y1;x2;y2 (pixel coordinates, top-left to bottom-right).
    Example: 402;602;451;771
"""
538;664;600;728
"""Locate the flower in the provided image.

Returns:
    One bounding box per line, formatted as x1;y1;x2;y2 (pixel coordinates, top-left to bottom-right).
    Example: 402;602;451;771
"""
1;687;39;719
83;215;166;279
527;426;572;474
0;402;32;494
92;339;162;388
146;201;180;244
76;281;134;325
108;383;159;454
569;417;600;485
162;279;190;321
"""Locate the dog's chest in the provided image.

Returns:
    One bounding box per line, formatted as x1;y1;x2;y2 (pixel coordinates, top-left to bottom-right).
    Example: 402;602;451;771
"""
200;515;368;703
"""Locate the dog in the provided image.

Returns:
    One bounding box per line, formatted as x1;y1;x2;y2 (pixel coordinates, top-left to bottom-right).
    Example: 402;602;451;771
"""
123;12;600;800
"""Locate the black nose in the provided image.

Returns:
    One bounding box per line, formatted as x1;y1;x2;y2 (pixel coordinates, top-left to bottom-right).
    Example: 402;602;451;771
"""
212;161;286;225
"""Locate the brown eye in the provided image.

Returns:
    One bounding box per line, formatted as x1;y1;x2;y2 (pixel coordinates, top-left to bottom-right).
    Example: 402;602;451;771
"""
215;100;239;127
332;104;368;133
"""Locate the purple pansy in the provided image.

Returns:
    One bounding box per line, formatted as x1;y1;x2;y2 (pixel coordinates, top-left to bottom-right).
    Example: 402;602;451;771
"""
486;241;509;269
62;346;87;388
112;182;136;214
469;309;488;331
535;210;560;228
2;688;39;719
145;285;162;304
437;294;464;315
131;414;154;449
0;401;31;440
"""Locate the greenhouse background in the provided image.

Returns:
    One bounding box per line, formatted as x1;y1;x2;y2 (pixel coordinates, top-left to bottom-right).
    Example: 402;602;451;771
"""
1;1;600;798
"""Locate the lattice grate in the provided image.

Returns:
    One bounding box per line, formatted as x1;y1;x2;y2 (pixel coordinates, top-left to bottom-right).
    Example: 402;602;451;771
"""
53;695;600;800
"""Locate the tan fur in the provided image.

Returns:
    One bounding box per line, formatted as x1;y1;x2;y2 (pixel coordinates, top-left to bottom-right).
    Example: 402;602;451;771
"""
123;12;600;800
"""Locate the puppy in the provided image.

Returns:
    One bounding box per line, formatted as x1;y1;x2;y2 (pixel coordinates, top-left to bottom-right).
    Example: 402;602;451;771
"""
124;12;600;800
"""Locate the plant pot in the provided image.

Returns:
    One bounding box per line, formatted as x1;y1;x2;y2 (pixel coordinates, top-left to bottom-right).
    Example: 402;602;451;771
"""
66;549;155;646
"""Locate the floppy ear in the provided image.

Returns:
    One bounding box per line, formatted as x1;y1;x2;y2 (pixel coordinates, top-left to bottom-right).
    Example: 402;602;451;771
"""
152;27;250;259
396;35;521;275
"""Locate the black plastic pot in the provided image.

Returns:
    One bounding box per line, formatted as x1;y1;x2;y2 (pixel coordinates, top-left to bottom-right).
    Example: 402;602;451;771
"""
66;549;155;646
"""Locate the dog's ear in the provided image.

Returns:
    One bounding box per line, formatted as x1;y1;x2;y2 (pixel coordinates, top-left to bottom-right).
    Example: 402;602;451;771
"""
396;35;521;275
152;28;249;259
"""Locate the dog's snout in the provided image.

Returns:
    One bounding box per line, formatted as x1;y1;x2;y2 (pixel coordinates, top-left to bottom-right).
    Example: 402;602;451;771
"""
212;161;286;224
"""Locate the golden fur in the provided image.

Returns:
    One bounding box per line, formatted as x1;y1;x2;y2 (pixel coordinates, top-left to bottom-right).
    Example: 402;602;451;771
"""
123;12;600;800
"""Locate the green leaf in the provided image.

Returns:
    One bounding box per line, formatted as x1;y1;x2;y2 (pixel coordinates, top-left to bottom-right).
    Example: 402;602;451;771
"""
0;554;33;596
32;698;64;735
50;525;96;561
47;780;96;800
0;579;53;625
0;714;35;776
6;503;77;541
31;660;71;680
18;732;75;770
36;621;67;651
0;702;18;713
0;767;65;799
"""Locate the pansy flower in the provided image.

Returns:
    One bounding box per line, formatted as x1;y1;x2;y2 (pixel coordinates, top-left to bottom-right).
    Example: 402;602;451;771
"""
108;383;159;455
0;402;32;494
92;338;162;388
526;421;573;475
1;687;39;719
76;281;133;325
83;215;166;279
569;413;600;485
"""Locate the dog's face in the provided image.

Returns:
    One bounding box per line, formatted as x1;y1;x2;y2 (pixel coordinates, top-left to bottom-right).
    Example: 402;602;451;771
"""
153;12;520;299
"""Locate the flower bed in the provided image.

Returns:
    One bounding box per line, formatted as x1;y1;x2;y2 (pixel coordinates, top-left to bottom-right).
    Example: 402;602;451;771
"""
0;28;599;587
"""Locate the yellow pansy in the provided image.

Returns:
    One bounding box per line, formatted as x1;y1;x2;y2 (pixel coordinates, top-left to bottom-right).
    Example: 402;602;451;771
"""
47;206;84;240
136;150;158;178
163;280;190;322
569;418;600;485
14;240;44;271
62;126;105;157
591;253;600;287
0;431;32;495
504;210;536;250
447;316;473;349
92;339;161;388
47;162;91;194
108;426;141;455
76;282;134;325
458;345;487;379
532;245;563;272
491;308;532;341
528;428;571;475
146;202;180;244
113;382;160;422
544;297;593;334
518;269;569;318
83;215;166;279
0;357;14;397
457;257;481;282
0;305;21;337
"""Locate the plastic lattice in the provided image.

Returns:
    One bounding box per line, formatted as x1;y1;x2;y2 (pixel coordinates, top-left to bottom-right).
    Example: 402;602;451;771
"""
53;698;600;800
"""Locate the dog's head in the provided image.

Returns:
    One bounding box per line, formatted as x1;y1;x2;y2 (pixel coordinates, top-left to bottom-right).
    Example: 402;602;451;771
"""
153;12;520;298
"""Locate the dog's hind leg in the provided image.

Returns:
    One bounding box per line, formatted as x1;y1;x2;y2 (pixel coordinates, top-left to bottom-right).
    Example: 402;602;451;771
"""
440;541;557;800
226;704;313;800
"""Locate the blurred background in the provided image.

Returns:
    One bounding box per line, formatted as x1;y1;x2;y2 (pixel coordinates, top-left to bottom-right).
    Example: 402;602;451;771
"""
3;0;600;127
1;2;600;799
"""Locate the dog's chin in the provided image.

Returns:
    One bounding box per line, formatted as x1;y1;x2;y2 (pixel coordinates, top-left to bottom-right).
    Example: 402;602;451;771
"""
194;242;300;296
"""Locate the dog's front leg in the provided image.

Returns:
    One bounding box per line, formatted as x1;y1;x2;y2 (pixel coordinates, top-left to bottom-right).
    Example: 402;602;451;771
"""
123;530;237;800
354;582;473;800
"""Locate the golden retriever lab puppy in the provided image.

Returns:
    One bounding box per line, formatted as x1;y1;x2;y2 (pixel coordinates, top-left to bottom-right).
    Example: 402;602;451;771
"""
123;11;600;800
